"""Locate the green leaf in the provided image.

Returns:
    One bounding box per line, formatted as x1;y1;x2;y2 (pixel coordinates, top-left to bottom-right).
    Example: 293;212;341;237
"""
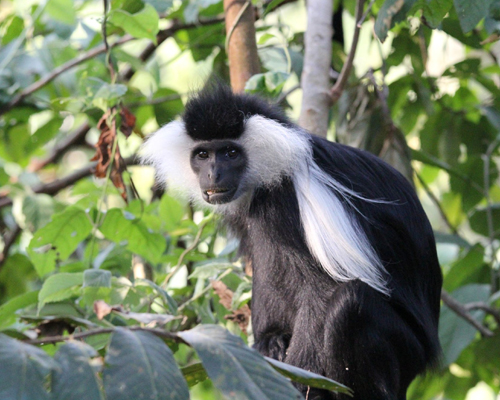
375;0;417;42
265;357;353;396
108;4;159;43
103;328;189;400
178;325;303;400
453;0;492;33
46;0;77;25
469;203;500;238
100;208;166;264
439;284;490;365
83;269;112;288
0;334;56;400
1;16;24;46
0;291;39;330
22;194;55;232
181;362;208;387
52;342;103;400
28;206;93;260
38;272;84;310
27;246;58;277
414;0;453;28
159;194;185;232
25;116;63;155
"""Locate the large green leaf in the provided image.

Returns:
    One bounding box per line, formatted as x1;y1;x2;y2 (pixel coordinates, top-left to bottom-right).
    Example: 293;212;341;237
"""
22;194;55;232
103;328;189;400
159;193;185;231
28;206;93;261
439;284;490;365
178;325;303;400
100;208;166;264
265;357;353;396
108;4;159;43
38;272;84;310
0;334;56;400
453;0;492;32
52;342;103;400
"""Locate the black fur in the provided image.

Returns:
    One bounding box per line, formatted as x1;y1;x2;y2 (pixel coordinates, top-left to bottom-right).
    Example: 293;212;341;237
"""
183;84;291;141
183;88;442;400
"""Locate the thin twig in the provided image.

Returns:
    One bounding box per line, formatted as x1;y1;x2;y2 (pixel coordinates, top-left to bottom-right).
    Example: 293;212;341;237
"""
178;268;233;311
414;171;459;235
357;0;375;27
331;0;365;103
0;224;22;271
161;217;212;288
23;326;185;346
441;290;494;337
102;0;116;81
275;84;300;104
464;302;500;326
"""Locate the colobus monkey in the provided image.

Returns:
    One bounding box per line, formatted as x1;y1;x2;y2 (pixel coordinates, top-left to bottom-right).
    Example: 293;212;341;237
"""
142;84;442;400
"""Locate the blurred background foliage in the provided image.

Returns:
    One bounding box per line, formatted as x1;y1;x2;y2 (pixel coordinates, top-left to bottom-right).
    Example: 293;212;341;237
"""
0;0;499;398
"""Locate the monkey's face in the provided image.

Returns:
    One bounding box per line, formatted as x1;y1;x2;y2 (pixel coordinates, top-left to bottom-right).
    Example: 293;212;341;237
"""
190;140;248;205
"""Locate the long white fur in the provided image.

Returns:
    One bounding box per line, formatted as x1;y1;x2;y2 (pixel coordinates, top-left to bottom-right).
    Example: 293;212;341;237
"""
141;116;389;295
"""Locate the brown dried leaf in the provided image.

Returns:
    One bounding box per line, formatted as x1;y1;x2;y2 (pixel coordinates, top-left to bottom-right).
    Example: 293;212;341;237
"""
120;106;136;138
211;280;251;334
94;300;116;320
91;110;128;201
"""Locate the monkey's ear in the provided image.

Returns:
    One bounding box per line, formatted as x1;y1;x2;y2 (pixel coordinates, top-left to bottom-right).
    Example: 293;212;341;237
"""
140;121;198;198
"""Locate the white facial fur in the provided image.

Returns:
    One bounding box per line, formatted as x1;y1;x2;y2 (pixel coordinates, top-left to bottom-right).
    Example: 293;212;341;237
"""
141;115;388;295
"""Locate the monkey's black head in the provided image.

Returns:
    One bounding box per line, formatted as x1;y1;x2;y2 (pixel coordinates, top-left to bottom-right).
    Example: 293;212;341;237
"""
183;83;291;141
142;83;307;209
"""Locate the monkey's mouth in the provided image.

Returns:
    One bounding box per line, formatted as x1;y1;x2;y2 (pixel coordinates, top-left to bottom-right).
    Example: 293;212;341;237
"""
202;187;236;204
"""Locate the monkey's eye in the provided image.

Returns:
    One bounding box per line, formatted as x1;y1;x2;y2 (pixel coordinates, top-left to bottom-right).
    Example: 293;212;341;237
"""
226;148;239;159
197;150;209;160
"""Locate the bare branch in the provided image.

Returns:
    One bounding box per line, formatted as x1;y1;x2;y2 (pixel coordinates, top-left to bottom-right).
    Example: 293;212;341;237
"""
298;0;333;137
23;326;185;346
29;122;91;172
464;302;500;326
0;35;134;116
441;290;494;337
331;0;365;104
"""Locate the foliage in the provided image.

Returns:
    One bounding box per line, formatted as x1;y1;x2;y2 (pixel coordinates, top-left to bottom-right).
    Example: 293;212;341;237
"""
0;0;499;398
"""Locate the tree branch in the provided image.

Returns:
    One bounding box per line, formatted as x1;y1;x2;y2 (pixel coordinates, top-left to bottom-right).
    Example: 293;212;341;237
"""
0;156;137;210
223;0;260;92
0;35;134;116
330;0;365;104
23;326;186;346
464;302;500;326
441;290;494;337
